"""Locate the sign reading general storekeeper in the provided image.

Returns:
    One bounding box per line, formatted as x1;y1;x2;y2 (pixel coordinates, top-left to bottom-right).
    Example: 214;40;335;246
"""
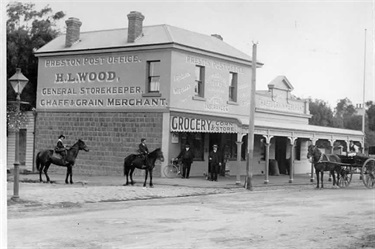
171;116;238;133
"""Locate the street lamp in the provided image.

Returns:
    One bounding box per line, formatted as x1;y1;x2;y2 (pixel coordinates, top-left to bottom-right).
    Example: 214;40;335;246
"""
9;68;29;201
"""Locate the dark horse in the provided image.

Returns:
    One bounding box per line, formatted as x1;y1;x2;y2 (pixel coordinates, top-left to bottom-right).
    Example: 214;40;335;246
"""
307;144;342;189
123;148;164;187
36;139;89;184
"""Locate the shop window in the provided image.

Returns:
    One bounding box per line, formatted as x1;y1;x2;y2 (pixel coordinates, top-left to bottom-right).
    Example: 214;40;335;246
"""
260;138;266;161
147;61;160;93
194;66;205;97
221;133;237;160
180;132;204;160
229;72;238;102
241;135;248;160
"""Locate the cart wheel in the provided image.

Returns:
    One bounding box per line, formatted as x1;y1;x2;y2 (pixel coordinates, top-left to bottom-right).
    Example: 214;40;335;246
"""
338;169;352;188
163;164;178;178
361;158;375;189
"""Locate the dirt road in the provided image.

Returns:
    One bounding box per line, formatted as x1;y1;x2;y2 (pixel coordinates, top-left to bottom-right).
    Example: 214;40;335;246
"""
7;185;375;249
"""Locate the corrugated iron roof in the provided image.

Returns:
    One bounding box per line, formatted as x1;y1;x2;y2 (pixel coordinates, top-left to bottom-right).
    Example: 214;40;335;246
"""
35;24;254;62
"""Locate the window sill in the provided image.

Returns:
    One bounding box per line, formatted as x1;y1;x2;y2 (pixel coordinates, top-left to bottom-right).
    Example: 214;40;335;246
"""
142;92;162;97
192;96;206;101
227;100;238;105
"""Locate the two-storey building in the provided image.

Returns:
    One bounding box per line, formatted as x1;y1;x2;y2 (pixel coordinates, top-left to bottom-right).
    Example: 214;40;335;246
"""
32;11;363;182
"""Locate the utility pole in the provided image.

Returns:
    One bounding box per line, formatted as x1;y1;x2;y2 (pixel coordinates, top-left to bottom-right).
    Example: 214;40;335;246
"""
362;29;367;134
245;42;257;191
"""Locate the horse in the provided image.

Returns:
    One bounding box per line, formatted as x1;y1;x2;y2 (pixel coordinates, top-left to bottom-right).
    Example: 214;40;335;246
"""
36;139;89;184
123;148;164;188
307;144;342;189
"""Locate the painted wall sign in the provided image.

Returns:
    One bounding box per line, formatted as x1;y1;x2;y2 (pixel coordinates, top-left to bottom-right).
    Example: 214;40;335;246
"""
170;116;237;133
186;55;244;74
257;95;304;113
37;53;167;109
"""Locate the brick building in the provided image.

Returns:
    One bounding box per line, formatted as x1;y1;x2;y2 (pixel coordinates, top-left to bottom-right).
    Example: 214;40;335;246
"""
33;11;363;181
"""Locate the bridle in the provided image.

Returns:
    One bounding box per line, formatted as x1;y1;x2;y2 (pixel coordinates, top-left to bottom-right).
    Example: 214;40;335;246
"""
308;146;324;164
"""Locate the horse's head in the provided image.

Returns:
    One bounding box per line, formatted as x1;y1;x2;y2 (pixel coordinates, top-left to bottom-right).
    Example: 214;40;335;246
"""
156;148;164;162
307;144;321;163
77;139;89;152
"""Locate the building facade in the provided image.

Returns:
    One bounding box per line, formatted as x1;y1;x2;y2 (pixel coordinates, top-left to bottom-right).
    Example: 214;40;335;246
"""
33;11;364;181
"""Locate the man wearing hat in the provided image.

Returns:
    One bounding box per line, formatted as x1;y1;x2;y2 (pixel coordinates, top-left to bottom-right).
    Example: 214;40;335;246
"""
55;134;67;164
177;143;194;179
209;144;222;181
138;138;149;162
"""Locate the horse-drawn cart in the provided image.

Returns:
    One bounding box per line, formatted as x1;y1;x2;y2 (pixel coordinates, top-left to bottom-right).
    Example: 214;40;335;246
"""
335;154;375;189
308;145;375;189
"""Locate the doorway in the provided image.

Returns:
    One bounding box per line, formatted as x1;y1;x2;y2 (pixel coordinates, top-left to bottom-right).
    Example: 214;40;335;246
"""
275;137;288;174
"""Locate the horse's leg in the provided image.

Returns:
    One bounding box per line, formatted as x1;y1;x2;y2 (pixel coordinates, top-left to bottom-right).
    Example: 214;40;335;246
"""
39;164;44;182
69;165;74;184
65;166;70;184
44;164;51;183
149;169;153;188
328;172;332;182
130;168;135;185
124;168;129;186
315;170;319;188
143;169;148;187
331;170;336;187
321;172;324;188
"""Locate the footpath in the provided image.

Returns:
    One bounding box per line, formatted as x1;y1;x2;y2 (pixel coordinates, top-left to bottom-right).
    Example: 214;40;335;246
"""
6;171;316;208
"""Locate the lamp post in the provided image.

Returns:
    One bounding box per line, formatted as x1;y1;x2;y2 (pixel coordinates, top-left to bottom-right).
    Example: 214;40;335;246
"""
9;68;29;201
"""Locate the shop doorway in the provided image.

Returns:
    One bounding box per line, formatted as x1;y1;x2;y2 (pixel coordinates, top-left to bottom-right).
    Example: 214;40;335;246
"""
209;133;222;150
275;137;288;174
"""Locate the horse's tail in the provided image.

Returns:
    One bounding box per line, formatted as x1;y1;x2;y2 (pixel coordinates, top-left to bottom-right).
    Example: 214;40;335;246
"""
36;152;41;171
123;157;127;176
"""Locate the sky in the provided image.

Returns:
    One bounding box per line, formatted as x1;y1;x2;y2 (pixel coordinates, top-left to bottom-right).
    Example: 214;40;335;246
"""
2;0;375;108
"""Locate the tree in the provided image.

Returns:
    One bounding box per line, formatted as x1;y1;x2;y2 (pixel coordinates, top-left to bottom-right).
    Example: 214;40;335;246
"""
6;2;65;109
366;101;375;132
334;98;362;130
308;98;336;127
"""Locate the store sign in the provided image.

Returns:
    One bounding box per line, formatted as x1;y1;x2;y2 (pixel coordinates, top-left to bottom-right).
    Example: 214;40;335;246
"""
171;116;237;133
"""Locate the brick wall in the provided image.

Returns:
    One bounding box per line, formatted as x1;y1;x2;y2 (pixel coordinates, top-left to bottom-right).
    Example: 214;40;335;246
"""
35;112;163;176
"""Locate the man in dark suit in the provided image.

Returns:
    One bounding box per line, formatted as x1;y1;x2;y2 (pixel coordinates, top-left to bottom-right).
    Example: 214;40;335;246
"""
209;144;222;181
177;143;194;179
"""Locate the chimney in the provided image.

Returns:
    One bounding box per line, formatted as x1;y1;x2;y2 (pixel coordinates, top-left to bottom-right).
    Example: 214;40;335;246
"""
127;11;145;43
211;34;223;41
65;17;82;47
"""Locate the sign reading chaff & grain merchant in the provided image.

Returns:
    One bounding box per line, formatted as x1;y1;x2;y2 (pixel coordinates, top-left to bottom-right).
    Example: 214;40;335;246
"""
170;116;238;133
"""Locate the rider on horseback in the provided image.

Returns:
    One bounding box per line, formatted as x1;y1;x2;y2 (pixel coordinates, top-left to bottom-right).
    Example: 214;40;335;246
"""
55;135;68;165
138;138;149;164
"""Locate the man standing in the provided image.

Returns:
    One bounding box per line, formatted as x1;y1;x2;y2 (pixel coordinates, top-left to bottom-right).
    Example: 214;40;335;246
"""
177;143;194;179
209;144;222;181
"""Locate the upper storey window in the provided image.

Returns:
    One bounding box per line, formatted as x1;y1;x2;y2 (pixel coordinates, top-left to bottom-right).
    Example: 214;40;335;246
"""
194;65;205;98
229;72;238;102
147;61;160;93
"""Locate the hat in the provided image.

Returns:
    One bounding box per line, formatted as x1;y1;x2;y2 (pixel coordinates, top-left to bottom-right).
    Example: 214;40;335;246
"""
141;138;146;142
213;144;218;148
59;135;66;139
185;143;190;147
